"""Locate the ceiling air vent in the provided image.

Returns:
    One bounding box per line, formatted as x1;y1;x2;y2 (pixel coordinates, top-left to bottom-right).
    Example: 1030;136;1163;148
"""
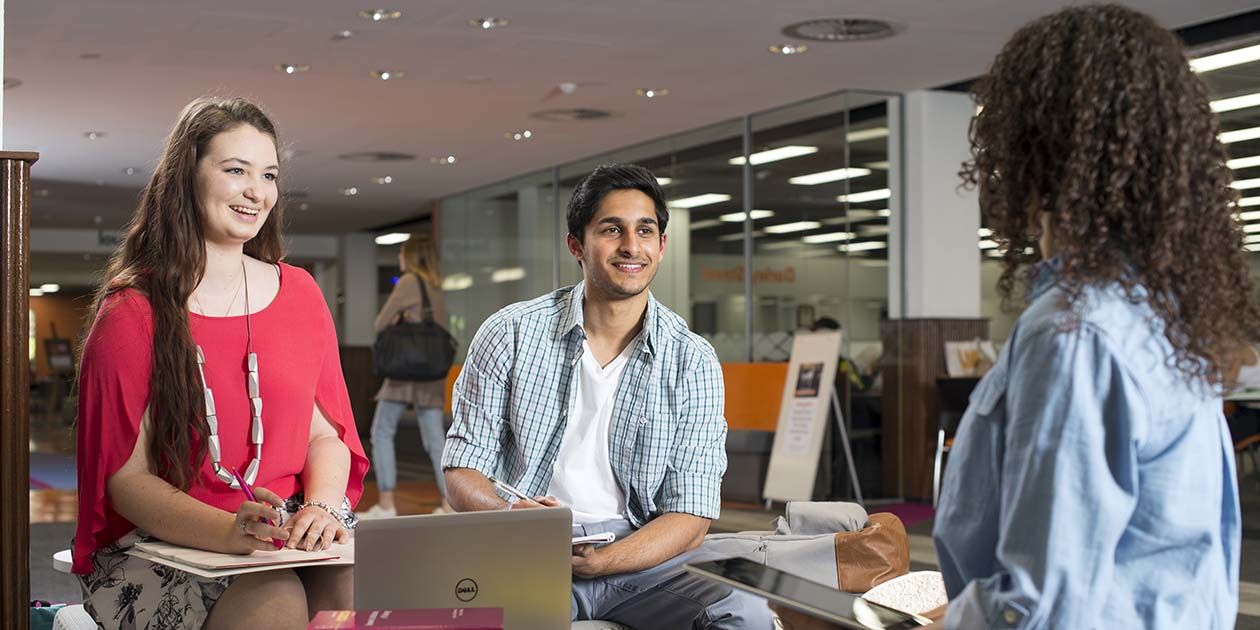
530;108;619;123
782;18;901;42
337;151;416;162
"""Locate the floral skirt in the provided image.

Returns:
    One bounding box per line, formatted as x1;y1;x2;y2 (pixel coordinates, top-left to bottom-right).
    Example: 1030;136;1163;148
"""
78;493;356;630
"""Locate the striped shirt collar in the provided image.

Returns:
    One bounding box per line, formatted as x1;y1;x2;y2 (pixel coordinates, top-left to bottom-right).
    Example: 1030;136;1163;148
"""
558;280;659;356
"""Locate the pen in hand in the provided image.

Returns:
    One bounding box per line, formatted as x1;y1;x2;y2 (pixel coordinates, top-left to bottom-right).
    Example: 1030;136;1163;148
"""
488;475;535;505
230;466;285;550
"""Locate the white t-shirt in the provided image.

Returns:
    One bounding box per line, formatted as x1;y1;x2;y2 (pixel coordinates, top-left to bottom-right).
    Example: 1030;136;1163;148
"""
546;339;632;524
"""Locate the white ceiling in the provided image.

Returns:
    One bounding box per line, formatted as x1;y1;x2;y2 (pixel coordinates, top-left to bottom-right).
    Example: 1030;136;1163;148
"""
7;0;1254;233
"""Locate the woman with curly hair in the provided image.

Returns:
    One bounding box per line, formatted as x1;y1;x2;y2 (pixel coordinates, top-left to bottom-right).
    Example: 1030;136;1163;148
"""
929;4;1258;629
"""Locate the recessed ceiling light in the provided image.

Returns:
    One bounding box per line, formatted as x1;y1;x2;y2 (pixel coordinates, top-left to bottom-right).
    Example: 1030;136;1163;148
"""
276;64;310;75
1239;210;1260;222
40;283;60;293
718;231;765;241
865;161;891;170
769;44;809;55
1221;126;1260;144
506;130;533;141
760;240;809;251
469;17;510;29
1211;92;1260;113
837;188;892;203
375;232;409;245
431;155;458;165
34;189;49;197
690;219;722;230
84;131;106;140
802;231;855;243
838;241;887;252
123;167;138;175
729;145;818;166
789;167;872;186
1191;43;1260;73
372;70;404;81
859;225;891;236
1241;196;1260;207
443;273;474;291
847;127;889;143
719;210;775;222
373;176;393;184
656;177;673;186
360;9;402;22
333;30;354;40
298;202;311;211
1244;223;1260;233
29;288;43;297
978;228;993;237
3;78;20;90
765;221;822;234
668;193;731;209
1233;178;1260;190
978;239;1000;250
783;17;901;42
342;187;359;196
1230;156;1260;170
491;267;526;283
635;88;669;99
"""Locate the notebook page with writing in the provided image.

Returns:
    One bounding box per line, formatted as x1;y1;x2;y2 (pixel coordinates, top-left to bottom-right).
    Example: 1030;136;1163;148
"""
130;540;344;572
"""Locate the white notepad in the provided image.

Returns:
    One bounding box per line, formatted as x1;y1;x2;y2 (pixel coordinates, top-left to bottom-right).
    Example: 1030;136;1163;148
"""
571;532;616;546
129;540;352;578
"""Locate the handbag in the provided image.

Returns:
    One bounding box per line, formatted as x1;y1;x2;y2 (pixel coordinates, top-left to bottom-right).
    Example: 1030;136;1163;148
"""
372;275;457;381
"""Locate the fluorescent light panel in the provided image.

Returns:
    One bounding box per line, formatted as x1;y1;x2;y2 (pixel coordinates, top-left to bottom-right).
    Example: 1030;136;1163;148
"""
39;283;59;293
1244;233;1260;243
759;240;807;251
846;127;889;143
1244;223;1260;233
690;219;722;230
656;177;673;186
1192;44;1260;73
728;145;818;166
718;210;774;222
1240;211;1260;222
1242;196;1260;207
375;232;409;245
668;193;731;209
837;189;892;203
978;228;993;237
764;221;822;234
1230;155;1260;170
717;231;764;241
1212;92;1260;113
442;273;473;291
801;231;855;244
789;167;872;186
838;241;887;252
978;239;999;250
491;267;526;283
1221;127;1260;144
859;225;890;236
1233;178;1260;190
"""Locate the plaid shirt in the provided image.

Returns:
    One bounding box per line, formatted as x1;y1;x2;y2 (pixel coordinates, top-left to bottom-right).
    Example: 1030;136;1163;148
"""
443;281;727;525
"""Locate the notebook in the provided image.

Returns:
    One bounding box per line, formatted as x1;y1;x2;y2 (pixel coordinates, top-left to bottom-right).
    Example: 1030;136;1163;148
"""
128;540;352;579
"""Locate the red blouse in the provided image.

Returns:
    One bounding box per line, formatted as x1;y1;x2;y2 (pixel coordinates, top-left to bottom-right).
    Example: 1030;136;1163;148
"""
72;263;368;574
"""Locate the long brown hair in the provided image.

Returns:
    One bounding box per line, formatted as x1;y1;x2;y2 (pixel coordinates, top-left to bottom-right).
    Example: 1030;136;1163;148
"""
81;97;286;490
962;4;1260;387
401;232;441;287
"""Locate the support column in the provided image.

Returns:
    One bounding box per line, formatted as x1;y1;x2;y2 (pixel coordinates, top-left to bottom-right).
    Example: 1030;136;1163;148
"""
338;233;377;346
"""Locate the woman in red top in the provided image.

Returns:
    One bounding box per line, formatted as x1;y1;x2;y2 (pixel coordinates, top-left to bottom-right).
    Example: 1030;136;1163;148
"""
73;97;368;629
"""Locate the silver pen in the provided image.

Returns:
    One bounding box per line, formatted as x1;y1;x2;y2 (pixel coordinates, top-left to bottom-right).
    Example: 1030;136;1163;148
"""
487;475;533;503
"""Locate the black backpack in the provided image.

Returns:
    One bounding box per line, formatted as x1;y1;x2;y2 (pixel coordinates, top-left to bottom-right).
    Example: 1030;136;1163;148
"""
372;276;456;381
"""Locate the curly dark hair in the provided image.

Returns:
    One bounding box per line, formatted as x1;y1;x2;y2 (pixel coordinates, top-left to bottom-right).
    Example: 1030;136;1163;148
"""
961;3;1260;387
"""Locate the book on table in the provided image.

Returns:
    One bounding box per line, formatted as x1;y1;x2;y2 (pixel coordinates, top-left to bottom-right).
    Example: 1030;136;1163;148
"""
307;608;504;630
127;540;352;578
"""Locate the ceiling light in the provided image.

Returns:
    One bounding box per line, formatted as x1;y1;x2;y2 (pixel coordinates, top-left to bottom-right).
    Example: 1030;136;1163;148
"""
373;176;393;184
978;239;999;250
123;167;138;175
443;273;474;291
783;17;900;42
802;231;855;243
719;210;774;222
1239;210;1260;221
769;44;808;55
789;167;872;186
1230;155;1260;170
668;193;731;209
846;127;889;143
1244;233;1260;243
506;130;533;141
491;267;526;283
342;187;359;196
372;70;404;80
275;64;310;75
40;284;60;293
1245;223;1260;233
84;131;105;140
469;17;510;29
375;233;409;245
1192;43;1260;73
859;225;891;236
978;228;993;237
865;161;890;169
29;288;43;297
431;155;458;165
1242;196;1260;207
635;88;669;99
1211;92;1260;113
1234;178;1260;190
690;219;722;230
360;9;402;21
1221;126;1260;144
718;231;764;241
333;30;354;40
823;209;887;224
838;241;887;252
760;240;807;250
728;145;819;166
765;221;822;234
1247;243;1260;252
837;188;892;203
656;177;673;186
298;202;310;211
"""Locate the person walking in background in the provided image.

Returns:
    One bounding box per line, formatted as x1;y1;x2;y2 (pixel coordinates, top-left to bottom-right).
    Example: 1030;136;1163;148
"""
360;233;454;517
930;5;1258;628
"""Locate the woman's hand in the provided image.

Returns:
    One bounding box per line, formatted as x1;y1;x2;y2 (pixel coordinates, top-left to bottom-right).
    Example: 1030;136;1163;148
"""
221;486;288;554
285;503;349;551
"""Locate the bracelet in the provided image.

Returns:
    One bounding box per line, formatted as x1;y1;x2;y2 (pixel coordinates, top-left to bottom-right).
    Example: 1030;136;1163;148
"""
300;500;342;520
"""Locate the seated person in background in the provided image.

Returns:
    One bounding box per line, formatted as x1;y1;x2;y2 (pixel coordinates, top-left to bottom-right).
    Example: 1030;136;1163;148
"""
443;164;773;629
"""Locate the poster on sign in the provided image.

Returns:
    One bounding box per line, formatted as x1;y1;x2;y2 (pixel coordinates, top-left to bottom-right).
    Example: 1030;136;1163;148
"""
762;331;843;503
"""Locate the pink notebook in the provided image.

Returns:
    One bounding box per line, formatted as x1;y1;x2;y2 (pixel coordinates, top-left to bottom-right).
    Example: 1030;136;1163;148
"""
307;608;503;630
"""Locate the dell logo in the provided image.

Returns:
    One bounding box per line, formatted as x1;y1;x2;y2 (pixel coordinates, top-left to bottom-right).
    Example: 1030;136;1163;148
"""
455;578;478;602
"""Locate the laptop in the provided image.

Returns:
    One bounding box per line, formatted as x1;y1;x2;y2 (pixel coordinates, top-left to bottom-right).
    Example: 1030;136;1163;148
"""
355;507;573;630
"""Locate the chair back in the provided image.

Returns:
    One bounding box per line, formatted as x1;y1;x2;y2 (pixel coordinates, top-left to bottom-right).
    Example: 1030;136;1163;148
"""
935;376;980;434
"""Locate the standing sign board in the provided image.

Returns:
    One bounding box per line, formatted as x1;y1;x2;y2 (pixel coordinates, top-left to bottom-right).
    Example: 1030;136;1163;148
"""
762;331;843;503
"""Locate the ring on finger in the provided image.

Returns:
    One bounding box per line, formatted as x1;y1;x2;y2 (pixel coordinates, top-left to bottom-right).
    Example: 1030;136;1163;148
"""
239;520;248;534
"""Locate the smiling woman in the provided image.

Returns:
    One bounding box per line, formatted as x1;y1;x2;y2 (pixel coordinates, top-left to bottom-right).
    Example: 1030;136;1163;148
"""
73;97;368;630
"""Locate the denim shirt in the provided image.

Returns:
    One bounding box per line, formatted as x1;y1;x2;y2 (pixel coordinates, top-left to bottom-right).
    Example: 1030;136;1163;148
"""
442;282;727;525
933;260;1240;629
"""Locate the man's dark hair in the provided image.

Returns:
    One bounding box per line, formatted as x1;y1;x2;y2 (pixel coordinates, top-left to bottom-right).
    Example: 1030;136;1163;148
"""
812;316;841;331
566;164;668;243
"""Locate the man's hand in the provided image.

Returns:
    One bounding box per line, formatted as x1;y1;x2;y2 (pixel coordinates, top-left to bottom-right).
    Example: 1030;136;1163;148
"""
571;543;608;579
